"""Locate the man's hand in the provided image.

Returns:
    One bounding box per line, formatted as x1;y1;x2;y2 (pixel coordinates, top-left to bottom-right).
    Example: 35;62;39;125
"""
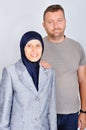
40;60;52;69
78;113;86;130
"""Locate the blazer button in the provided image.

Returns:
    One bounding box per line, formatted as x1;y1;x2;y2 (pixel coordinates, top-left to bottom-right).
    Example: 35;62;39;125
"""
35;96;40;101
35;117;39;121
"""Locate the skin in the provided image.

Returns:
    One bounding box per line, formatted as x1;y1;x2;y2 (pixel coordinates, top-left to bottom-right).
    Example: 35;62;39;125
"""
43;10;66;43
24;39;42;62
78;66;86;130
42;10;86;130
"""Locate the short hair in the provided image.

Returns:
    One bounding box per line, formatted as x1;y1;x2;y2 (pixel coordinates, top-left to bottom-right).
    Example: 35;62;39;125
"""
43;4;65;21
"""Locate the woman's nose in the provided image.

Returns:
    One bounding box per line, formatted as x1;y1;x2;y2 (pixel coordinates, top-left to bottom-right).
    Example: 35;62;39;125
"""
31;47;37;52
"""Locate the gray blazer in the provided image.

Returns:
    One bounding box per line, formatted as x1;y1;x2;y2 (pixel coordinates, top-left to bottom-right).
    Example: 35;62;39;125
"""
0;59;57;130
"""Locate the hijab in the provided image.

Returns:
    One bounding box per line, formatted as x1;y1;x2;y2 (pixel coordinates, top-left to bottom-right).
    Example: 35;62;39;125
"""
20;31;44;91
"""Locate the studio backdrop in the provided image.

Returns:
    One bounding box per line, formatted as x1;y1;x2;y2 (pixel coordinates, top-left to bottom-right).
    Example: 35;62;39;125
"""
0;0;86;79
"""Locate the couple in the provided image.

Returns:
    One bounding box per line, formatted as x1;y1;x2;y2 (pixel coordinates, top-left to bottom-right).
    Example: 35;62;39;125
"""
0;4;86;130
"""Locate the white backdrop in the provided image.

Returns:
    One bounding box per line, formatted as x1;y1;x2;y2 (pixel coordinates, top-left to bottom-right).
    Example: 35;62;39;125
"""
0;0;86;79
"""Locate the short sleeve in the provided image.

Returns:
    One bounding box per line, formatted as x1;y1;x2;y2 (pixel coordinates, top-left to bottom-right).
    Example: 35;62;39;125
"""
79;44;86;66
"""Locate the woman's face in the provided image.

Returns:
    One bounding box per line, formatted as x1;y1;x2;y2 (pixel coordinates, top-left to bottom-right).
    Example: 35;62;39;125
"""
24;39;42;62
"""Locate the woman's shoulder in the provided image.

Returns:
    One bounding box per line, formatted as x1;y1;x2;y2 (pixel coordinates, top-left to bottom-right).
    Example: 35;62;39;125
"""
2;59;22;74
40;66;55;75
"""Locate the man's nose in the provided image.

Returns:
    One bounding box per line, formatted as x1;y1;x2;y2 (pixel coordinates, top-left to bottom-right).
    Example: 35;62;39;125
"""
54;22;58;28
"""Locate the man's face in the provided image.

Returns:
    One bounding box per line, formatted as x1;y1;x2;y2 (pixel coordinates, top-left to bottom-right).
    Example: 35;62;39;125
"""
43;10;66;40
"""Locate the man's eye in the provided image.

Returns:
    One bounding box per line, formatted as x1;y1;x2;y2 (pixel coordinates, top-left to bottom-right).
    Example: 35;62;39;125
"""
57;18;64;22
58;20;62;22
49;21;53;23
47;21;53;24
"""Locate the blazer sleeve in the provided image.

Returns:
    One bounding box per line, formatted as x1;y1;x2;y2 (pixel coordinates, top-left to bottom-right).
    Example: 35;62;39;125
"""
48;70;57;130
0;67;13;130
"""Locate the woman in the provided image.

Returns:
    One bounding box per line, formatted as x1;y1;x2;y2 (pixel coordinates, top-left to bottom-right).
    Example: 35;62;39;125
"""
0;31;57;130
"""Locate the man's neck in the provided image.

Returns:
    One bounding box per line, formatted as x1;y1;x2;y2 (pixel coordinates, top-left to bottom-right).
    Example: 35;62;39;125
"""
47;35;65;44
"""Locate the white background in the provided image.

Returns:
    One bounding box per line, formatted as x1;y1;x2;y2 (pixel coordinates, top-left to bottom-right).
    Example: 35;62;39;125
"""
0;1;86;129
0;0;86;79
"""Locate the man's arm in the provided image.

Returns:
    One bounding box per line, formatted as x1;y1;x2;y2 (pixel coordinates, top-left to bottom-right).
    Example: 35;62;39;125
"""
78;65;86;130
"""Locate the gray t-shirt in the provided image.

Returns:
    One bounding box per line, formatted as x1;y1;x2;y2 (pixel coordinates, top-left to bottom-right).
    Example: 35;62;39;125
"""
42;37;86;114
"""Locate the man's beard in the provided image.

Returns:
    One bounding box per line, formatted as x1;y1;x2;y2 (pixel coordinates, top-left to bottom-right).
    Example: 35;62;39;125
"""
48;30;64;40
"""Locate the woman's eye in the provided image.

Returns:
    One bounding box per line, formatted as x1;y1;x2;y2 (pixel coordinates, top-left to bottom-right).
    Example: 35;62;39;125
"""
37;45;41;47
27;44;32;47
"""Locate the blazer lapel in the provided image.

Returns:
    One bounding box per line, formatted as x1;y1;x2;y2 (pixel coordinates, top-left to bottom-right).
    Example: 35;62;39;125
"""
16;60;38;95
38;66;48;92
16;60;48;94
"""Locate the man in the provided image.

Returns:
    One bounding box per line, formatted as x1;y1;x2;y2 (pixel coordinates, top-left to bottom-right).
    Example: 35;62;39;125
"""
41;4;86;130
